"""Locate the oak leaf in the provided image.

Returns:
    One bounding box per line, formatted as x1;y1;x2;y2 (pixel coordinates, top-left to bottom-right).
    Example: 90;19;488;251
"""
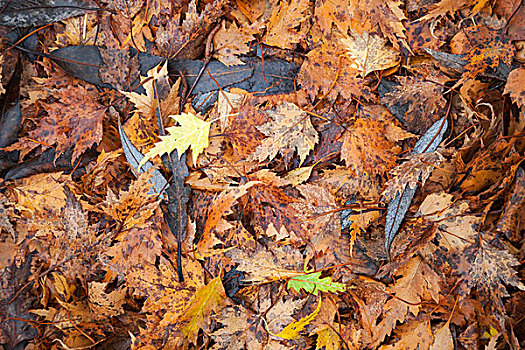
287;272;345;296
250;102;318;166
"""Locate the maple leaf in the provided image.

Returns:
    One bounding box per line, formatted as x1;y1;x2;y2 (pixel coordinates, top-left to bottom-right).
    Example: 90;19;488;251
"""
6;84;106;163
241;170;305;239
314;0;353;35
210;305;270;350
228;244;304;284
381;76;447;134
348;0;408;49
96;169;158;230
292;184;341;261
126;256;206;346
381;151;445;202
179;276;230;344
110;0;144;18
88;282;126;319
297;42;372;102
264;0;310;49
456;27;515;85
504;67;525;108
287;272;345;296
197;181;260;257
340;30;400;77
457;240;525;325
213;20;258;66
120;61;170;119
12;172;68;214
55;13;101;46
274;298;322;340
341;106;413;177
224;100;269;161
139;112;211;168
250;102;318;166
374;257;441;344
382;319;433;350
419;0;487;21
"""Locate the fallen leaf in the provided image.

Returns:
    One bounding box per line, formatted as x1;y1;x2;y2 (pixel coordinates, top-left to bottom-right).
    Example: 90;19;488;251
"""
340;30;400;77
139;112;211;168
251;102;319;166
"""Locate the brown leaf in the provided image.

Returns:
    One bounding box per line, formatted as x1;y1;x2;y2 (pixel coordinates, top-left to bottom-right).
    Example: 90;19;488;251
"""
250;102;319;166
504;67;525;108
298;42;372;102
197;181;260;257
382;76;446;134
242;170;305;239
457;240;525;324
264;0;310;49
374;256;441;344
382;152;445;202
213;21;258;66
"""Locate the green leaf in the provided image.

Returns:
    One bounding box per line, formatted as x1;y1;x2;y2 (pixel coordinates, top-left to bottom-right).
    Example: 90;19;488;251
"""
287;272;345;295
138;112;211;169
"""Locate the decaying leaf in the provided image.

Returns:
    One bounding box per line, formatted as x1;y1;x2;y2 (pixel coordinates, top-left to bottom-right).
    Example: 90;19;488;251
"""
250;102;319;166
264;0;310;49
340;30;400;77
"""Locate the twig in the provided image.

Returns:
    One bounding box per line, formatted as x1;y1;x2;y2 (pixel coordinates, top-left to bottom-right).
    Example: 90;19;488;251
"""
180;23;221;109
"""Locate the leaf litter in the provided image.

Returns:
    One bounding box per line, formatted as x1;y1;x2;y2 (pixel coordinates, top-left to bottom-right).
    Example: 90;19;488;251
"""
0;0;525;349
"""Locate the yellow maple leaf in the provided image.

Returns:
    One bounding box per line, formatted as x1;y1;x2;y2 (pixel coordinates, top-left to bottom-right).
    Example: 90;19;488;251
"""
139;112;211;168
340;30;399;77
180;276;229;343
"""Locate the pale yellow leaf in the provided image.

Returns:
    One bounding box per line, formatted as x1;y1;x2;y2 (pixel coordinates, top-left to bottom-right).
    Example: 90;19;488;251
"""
340;30;399;77
139;112;211;168
283;165;314;186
